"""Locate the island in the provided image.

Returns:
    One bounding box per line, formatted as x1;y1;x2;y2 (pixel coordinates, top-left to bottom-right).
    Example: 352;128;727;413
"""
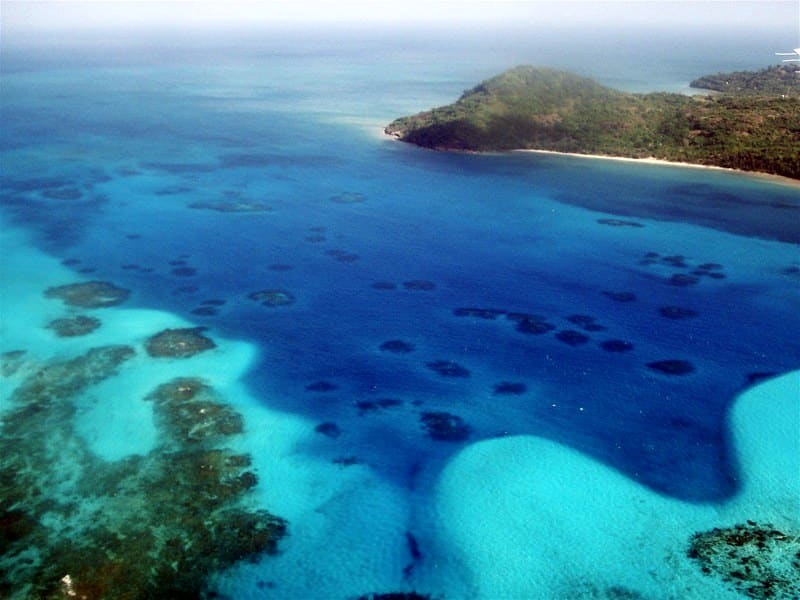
385;65;800;180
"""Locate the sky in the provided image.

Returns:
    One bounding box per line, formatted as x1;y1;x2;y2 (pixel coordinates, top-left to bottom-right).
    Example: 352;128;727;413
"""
2;0;798;34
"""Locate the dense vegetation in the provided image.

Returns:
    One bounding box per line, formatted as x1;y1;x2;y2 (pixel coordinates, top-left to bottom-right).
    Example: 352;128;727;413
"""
690;64;800;96
385;66;800;179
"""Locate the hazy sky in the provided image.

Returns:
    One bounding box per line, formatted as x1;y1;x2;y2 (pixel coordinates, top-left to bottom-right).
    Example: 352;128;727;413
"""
2;1;798;37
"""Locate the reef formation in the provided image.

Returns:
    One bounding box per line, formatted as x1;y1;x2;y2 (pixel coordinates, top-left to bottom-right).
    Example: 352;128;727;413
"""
0;341;286;597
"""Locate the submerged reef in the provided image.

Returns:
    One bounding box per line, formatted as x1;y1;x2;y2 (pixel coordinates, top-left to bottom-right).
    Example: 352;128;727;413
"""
0;350;27;377
248;289;296;307
688;522;800;599
426;360;470;378
403;280;436;291
46;315;101;337
597;218;644;228
45;280;130;308
380;340;416;353
647;359;696;376
0;348;286;598
493;381;527;395
145;327;217;358
420;412;471;441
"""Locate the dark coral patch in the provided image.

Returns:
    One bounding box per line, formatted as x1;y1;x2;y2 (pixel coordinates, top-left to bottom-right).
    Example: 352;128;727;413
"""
191;307;218;317
403;280;436;291
306;381;338;392
45;281;130;308
600;339;634;353
306;235;326;243
602;291;637;302
380;340;415;353
668;274;699;287
566;315;606;331
646;359;695;375
493;381;527;395
201;299;226;306
0;352;287;598
597;218;644;228
453;308;506;319
61;258;81;266
426;360;470;378
513;316;556;335
169;260;187;266
145;327;216;359
420;412;471;442
555;330;590;346
354;398;403;414
47;315;101;337
248;289;296;307
687;522;800;600
659;306;698;319
372;281;397;290
171;266;197;277
745;372;778;385
315;422;342;438
697;263;723;271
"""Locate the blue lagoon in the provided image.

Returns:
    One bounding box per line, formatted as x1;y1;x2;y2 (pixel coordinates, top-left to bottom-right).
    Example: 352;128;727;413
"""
1;12;799;600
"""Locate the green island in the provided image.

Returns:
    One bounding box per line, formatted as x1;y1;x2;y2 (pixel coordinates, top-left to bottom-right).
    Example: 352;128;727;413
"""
385;65;800;179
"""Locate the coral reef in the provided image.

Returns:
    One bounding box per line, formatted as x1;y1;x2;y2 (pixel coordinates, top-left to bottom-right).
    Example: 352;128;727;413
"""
555;329;591;346
248;289;296;307
600;339;635;353
326;249;360;262
0;349;286;598
420;412;471;441
171;266;197;277
372;281;398;290
426;360;470;378
646;359;695;375
493;381;527;395
47;315;101;337
315;422;342;438
380;340;416;353
688;522;800;599
145;327;217;358
0;350;27;377
510;313;556;335
354;398;403;415
45;280;130;308
306;381;338;392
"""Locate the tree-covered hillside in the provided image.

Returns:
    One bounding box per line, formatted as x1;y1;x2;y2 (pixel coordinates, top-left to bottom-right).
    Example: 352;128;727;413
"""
385;66;800;179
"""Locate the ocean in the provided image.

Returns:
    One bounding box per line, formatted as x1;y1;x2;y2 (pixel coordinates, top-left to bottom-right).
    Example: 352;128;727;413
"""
1;22;799;599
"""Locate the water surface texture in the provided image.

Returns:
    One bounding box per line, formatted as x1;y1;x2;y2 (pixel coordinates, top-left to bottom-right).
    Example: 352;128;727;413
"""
2;25;799;599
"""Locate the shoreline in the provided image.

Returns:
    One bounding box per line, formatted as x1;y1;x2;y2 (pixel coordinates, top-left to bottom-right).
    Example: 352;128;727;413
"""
381;130;800;190
515;148;800;189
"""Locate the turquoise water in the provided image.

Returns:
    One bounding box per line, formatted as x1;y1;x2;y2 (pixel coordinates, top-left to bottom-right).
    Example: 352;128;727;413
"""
1;25;799;599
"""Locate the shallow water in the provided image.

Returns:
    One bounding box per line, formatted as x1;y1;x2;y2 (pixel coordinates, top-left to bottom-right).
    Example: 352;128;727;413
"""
2;24;799;599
